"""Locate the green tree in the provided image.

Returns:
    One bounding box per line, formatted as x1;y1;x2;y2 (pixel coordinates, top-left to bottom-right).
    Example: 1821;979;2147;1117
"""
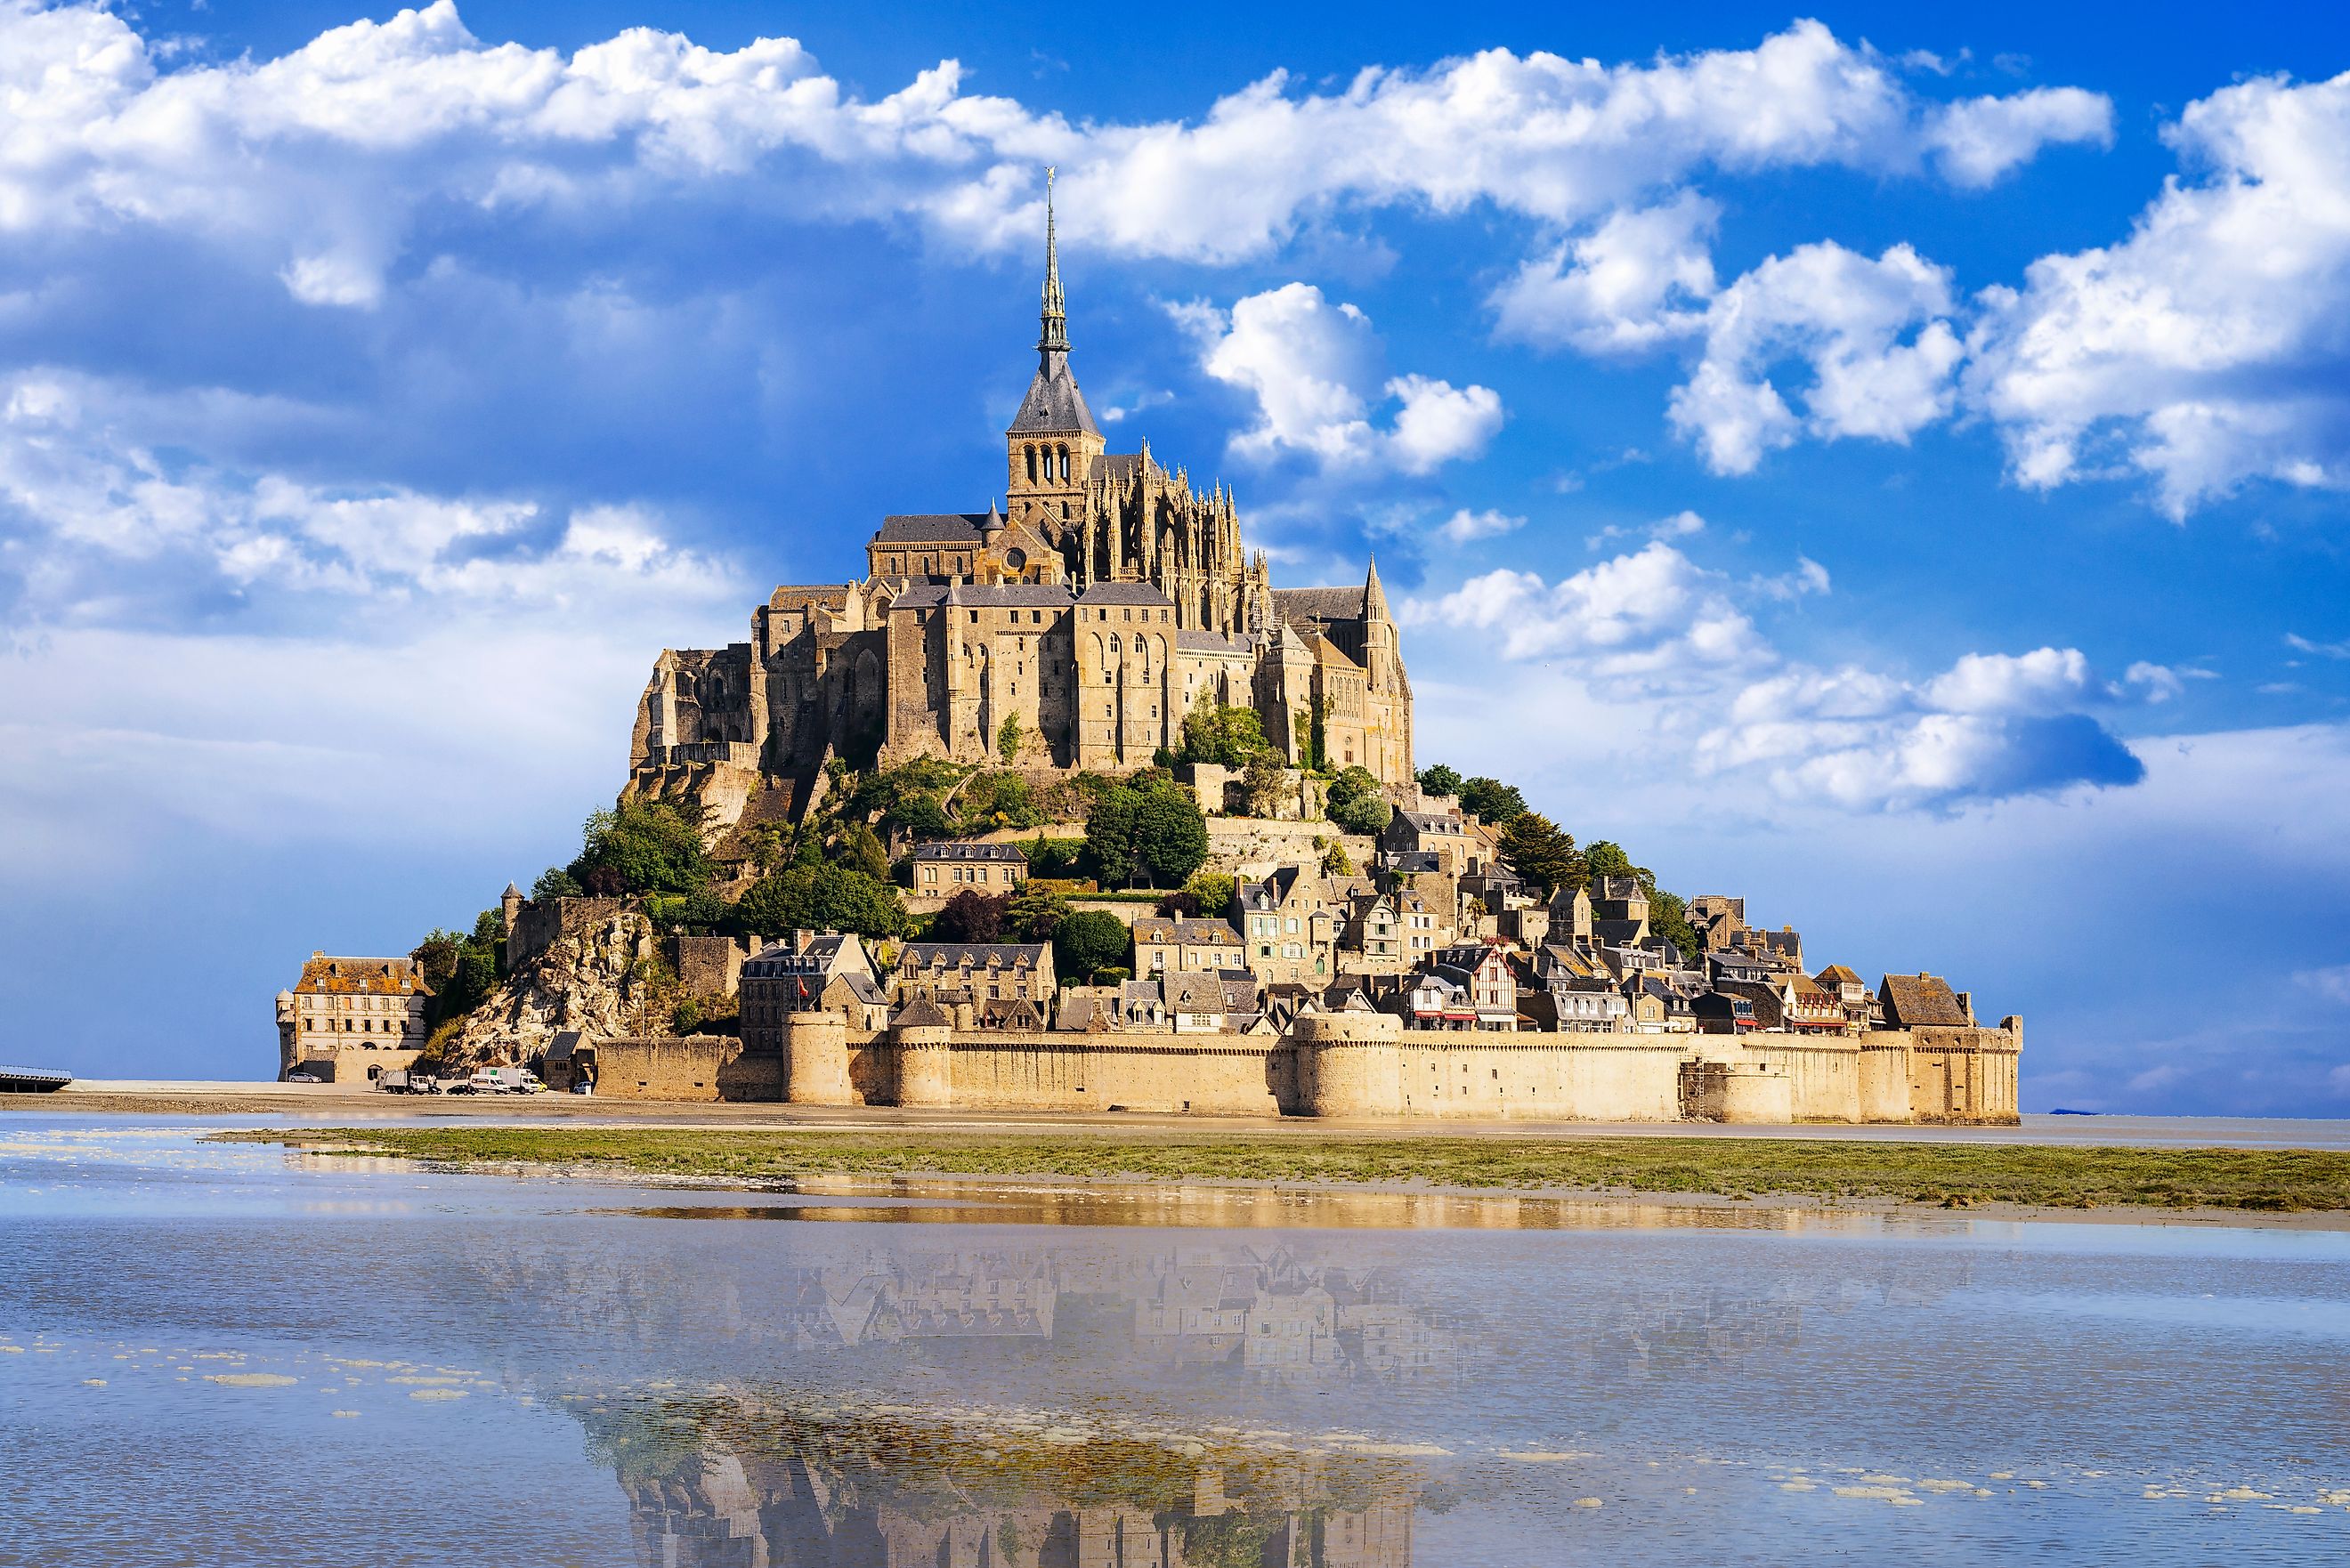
835;820;891;881
996;712;1025;764
1649;889;1699;962
530;866;581;900
1322;839;1355;875
1178;702;1271;767
1497;812;1584;896
1324;765;1391;835
1457;776;1528;824
1584;839;1656;892
1183;870;1236;917
1052;909;1130;982
1082;788;1142;887
1416;763;1463;798
1241;754;1290;818
1006;882;1071;942
729;864;906;941
570;799;710;896
1133;785;1209;885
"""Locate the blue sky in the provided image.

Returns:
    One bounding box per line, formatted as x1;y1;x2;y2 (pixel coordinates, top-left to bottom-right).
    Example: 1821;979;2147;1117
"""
2;0;2346;1111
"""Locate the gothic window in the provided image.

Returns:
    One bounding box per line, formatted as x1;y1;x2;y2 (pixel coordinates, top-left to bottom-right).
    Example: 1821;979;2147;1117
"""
1025;446;1038;483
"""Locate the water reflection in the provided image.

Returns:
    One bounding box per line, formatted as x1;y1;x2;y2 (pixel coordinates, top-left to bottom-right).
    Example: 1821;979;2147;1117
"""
583;1394;1426;1568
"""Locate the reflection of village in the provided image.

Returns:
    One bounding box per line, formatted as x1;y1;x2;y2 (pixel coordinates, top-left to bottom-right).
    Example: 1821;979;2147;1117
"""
772;1244;1465;1389
1587;1262;1970;1381
599;1403;1421;1568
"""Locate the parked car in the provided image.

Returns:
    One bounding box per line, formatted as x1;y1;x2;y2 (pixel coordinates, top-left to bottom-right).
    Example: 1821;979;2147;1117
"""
469;1068;547;1095
283;1070;326;1085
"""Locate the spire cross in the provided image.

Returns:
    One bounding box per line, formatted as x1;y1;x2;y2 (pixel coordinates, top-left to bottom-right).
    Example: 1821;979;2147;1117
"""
1039;166;1068;360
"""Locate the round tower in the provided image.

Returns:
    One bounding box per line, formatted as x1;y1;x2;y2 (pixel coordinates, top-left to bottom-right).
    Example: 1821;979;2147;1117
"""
783;1009;854;1106
1291;1011;1404;1118
894;1016;956;1108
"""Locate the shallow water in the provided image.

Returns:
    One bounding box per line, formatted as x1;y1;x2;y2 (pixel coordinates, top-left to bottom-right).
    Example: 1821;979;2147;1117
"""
2;1117;2346;1566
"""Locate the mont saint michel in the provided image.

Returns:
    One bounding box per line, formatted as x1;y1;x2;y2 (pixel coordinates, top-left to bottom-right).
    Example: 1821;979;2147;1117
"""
271;193;2021;1127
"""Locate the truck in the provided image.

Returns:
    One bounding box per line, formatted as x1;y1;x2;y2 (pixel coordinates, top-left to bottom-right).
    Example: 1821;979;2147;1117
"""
469;1067;547;1095
376;1070;443;1095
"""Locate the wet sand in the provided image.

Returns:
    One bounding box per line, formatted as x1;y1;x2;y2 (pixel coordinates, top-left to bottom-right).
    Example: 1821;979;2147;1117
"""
16;1081;2350;1152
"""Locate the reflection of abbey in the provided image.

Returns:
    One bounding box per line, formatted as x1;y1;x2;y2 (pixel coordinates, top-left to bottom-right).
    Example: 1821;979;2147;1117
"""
628;178;1412;827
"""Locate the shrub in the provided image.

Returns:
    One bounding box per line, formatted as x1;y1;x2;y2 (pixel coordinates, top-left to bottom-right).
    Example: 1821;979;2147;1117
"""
729;864;907;940
934;889;1011;943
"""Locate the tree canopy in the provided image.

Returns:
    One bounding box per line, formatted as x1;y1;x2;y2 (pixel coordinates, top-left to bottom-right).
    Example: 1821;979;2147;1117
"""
1006;882;1070;942
1323;765;1391;835
1416;763;1463;798
1497;812;1584;896
570;800;711;897
1084;778;1208;887
1051;909;1130;982
1177;702;1273;768
932;889;1010;943
728;863;906;941
1584;839;1656;893
1457;776;1528;825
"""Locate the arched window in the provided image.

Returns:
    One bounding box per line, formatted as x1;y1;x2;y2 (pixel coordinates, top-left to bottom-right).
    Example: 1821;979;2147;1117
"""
1025;446;1038;484
1058;446;1071;481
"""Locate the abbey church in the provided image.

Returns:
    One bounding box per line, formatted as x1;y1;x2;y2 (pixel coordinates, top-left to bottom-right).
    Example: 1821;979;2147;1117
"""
628;182;1414;830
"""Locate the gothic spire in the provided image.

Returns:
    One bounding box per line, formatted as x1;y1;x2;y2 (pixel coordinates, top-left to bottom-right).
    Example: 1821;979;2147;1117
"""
1364;553;1392;622
1038;166;1068;361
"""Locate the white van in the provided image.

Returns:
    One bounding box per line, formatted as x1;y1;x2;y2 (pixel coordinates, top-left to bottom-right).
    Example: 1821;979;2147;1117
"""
469;1067;547;1095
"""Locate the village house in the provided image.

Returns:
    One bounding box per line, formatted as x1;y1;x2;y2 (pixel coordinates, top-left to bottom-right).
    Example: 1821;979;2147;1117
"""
891;941;1056;1006
741;934;887;1046
1429;942;1519;1031
1235;866;1343;986
911;840;1029;893
274;954;434;1085
1879;972;1976;1029
1130;916;1245;976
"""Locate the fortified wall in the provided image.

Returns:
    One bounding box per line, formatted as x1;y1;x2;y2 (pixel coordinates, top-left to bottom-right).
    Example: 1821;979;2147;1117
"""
555;1009;2019;1123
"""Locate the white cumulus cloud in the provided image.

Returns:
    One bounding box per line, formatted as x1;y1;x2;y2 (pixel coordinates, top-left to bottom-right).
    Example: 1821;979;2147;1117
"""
1181;284;1501;474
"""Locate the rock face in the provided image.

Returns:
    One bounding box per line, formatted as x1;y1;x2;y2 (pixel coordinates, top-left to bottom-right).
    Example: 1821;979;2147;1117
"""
442;912;670;1071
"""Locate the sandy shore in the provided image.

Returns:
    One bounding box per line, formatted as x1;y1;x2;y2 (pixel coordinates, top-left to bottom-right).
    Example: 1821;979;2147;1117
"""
12;1081;2350;1152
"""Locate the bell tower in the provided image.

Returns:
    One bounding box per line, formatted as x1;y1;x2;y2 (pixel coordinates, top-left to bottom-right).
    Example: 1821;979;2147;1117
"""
1006;168;1104;538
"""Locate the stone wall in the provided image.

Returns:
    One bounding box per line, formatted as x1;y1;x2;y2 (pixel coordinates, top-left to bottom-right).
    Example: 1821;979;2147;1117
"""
584;1011;2022;1124
281;1041;423;1088
583;1035;782;1102
667;934;750;999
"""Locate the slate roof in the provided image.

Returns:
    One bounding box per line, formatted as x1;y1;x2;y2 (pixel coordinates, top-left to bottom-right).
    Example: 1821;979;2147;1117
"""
1089;451;1145;485
943;583;1074;609
892;998;952;1028
1592;918;1649;947
888;583;952;611
1879;972;1972;1028
877;513;988;544
1162;974;1228;1012
912;841;1028;863
1007;358;1100;437
900;942;1049;970
294;955;430;997
769;584;855;612
1177;629;1256;656
1131;917;1243;946
1273;586;1367;625
1075;581;1175;607
1592;875;1646;902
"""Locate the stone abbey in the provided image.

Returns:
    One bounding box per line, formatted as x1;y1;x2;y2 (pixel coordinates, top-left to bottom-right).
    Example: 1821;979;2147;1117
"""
628;179;1412;832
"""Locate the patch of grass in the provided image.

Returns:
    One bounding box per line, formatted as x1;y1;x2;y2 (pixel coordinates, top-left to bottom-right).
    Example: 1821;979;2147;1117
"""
213;1128;2350;1213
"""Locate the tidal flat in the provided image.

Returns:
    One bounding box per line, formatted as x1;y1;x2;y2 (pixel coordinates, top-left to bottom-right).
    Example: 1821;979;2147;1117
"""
6;1115;2350;1567
224;1124;2350;1219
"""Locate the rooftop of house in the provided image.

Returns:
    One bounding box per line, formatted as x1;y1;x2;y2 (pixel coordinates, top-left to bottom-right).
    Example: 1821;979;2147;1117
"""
912;841;1028;862
899;942;1049;970
1880;971;1973;1027
1131;917;1243;945
294;955;430;997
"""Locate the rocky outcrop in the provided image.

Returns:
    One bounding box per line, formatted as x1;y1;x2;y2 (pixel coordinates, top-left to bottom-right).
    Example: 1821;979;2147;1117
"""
442;911;672;1071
